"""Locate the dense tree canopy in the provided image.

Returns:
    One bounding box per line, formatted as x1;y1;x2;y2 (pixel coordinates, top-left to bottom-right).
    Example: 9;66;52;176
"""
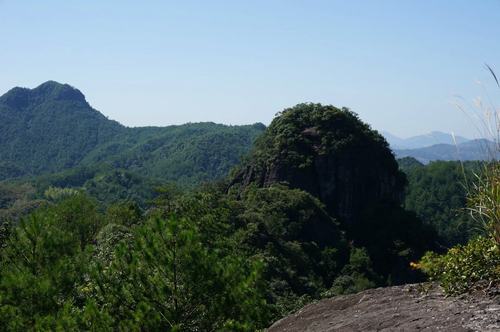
0;194;271;331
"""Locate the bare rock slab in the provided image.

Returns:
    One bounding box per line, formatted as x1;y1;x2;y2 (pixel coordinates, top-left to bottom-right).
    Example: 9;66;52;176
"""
268;283;500;332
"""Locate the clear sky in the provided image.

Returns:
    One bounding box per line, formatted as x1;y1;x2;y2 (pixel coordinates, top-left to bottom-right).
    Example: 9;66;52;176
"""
1;0;499;138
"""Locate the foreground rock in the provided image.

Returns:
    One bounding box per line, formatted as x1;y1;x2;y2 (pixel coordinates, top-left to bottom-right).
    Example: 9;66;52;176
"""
268;283;500;332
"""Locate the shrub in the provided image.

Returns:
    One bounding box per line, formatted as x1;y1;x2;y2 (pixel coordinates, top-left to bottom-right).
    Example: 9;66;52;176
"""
418;236;500;294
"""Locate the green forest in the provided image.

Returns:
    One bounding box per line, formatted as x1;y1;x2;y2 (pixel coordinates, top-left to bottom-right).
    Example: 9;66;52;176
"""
0;85;498;331
0;81;264;186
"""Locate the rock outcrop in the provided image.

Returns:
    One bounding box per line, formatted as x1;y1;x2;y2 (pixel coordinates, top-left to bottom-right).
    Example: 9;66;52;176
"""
268;283;500;331
229;103;406;227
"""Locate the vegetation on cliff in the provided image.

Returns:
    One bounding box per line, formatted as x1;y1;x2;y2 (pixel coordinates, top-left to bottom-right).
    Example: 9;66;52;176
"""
229;104;436;285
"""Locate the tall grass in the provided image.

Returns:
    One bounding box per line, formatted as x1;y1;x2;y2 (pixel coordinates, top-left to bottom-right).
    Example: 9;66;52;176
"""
463;65;500;244
468;163;500;244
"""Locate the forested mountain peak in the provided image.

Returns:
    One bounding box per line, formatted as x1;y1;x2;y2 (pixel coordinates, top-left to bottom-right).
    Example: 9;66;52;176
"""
0;82;123;178
0;81;87;109
230;103;406;226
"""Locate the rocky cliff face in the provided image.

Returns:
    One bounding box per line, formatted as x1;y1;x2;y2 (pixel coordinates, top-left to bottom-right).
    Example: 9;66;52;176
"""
229;103;406;227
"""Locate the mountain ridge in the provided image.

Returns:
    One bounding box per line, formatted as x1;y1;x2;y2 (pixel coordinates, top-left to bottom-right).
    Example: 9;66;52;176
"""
382;130;470;149
0;81;265;185
394;138;498;164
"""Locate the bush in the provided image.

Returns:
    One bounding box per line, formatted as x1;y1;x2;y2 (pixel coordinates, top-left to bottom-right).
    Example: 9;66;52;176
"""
418;236;500;294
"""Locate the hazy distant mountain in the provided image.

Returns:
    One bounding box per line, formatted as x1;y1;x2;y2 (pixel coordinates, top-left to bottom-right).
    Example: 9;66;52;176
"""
382;131;470;149
394;139;498;164
0;81;265;185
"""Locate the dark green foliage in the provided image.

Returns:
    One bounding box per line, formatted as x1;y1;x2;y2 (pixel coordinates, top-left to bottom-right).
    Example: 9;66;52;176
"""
0;183;45;224
137;183;352;319
238;186;347;291
84;123;265;187
19;165;160;208
0;162;24;180
92;216;269;331
324;247;379;296
104;201;143;227
236;185;349;314
397;156;424;170
401;159;481;246
0;195;100;330
33;165;105;190
355;203;437;284
83;169;158;207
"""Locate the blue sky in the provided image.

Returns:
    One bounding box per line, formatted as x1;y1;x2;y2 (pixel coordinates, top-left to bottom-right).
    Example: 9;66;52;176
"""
1;0;499;137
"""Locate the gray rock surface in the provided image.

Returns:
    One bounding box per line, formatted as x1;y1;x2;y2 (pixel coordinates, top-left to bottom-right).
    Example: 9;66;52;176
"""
268;283;500;332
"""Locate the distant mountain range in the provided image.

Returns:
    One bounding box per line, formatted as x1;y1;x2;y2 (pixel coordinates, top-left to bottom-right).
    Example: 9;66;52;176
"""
382;131;497;163
381;131;471;150
393;139;498;164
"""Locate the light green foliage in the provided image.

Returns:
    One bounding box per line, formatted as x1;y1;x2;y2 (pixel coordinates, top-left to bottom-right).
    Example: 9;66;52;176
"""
44;186;80;202
419;237;500;294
